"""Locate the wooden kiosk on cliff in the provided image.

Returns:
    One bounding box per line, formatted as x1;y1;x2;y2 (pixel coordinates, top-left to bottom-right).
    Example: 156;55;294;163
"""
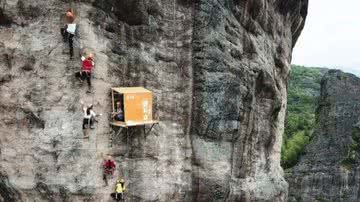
110;87;159;143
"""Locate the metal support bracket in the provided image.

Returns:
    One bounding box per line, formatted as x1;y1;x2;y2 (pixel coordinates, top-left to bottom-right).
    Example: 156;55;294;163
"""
110;122;158;147
110;126;126;148
145;124;156;137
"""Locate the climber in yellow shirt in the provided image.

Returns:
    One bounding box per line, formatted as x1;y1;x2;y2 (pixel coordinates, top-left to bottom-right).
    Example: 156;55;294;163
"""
111;179;125;201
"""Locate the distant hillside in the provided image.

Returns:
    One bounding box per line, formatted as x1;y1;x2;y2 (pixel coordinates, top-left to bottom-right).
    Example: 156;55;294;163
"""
287;70;360;201
282;65;328;169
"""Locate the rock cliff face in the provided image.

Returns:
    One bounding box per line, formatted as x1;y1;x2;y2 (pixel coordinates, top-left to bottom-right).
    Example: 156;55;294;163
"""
0;0;308;201
287;70;360;202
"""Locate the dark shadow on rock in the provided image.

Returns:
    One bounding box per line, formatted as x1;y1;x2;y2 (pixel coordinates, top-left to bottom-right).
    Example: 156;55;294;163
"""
0;8;12;27
0;171;23;202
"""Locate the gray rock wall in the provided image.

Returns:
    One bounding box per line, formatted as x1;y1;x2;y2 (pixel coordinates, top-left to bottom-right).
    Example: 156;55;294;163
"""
0;0;307;201
287;70;360;202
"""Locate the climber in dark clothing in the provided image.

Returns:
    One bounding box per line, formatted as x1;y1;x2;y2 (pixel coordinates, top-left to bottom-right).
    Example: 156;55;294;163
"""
61;9;76;59
82;103;96;138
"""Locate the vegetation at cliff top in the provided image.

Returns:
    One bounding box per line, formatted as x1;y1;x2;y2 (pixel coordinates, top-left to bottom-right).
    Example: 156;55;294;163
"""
281;65;328;169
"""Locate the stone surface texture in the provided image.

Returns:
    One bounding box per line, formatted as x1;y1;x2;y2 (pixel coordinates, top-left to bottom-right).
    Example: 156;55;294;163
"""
287;70;360;202
0;0;307;201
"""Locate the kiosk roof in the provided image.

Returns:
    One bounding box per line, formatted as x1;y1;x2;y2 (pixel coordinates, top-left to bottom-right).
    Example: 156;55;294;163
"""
112;87;152;94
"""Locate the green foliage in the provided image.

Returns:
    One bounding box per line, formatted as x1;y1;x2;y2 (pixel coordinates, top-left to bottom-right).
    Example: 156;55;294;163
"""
282;131;310;168
281;65;327;169
340;156;355;170
351;128;360;152
315;195;327;202
340;127;360;170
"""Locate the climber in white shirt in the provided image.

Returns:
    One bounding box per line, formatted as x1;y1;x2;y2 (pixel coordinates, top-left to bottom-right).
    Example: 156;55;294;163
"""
80;101;102;138
61;9;77;59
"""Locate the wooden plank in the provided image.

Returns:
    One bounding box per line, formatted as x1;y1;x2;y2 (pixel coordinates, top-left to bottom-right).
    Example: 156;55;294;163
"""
110;121;127;127
123;92;127;122
111;89;115;112
112;87;151;94
126;120;159;127
110;120;159;128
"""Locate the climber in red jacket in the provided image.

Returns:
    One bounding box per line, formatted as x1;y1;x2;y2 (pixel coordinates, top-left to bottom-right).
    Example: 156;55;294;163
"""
75;53;94;93
103;157;116;175
102;155;116;186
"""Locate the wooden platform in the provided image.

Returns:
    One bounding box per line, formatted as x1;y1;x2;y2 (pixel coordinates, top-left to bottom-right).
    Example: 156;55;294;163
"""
110;120;159;128
109;120;160;148
112;87;151;94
